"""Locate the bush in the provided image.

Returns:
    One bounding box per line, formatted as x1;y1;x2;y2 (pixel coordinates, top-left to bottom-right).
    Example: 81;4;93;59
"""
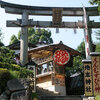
95;95;100;100
0;47;15;64
11;64;20;71
19;68;33;78
32;92;38;100
0;62;20;71
9;70;20;79
0;68;12;93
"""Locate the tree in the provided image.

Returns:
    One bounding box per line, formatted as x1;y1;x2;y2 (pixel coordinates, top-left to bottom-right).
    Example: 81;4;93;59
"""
9;35;19;45
89;0;100;14
0;28;4;46
95;30;100;40
89;1;100;51
66;40;85;76
95;43;100;52
73;41;85;72
89;0;100;5
0;41;4;47
9;28;53;44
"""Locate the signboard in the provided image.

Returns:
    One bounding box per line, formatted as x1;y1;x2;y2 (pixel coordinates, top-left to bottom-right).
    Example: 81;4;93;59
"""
92;56;100;96
32;53;53;65
53;49;70;66
55;74;65;86
53;8;63;26
84;63;93;96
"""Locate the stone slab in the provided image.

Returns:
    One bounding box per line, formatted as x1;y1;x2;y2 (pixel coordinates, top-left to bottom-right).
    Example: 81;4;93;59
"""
7;78;29;92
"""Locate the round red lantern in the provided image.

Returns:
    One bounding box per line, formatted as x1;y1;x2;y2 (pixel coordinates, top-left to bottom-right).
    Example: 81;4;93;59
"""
53;49;70;66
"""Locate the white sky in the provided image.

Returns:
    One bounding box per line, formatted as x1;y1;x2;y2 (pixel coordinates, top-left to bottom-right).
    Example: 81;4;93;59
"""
0;0;99;49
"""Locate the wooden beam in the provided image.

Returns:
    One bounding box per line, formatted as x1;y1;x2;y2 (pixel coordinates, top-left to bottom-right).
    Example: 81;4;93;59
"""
7;20;100;28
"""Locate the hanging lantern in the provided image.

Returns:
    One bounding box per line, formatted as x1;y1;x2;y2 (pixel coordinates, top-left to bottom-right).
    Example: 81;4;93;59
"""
53;49;70;66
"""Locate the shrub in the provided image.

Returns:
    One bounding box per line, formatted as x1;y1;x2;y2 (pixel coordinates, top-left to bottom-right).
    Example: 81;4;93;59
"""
19;68;33;78
0;47;15;64
32;92;38;100
11;64;20;71
0;68;12;93
0;62;20;71
95;95;100;100
9;70;20;79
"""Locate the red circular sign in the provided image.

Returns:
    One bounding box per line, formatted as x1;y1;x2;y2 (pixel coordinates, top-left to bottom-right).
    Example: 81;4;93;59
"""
53;49;70;66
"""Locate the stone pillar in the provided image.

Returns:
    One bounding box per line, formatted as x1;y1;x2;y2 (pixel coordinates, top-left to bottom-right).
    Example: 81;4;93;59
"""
82;59;93;96
90;52;100;96
20;11;28;66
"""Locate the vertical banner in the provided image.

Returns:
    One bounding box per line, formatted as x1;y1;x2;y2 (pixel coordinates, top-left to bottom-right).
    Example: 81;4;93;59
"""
91;56;100;96
83;60;93;96
82;5;90;59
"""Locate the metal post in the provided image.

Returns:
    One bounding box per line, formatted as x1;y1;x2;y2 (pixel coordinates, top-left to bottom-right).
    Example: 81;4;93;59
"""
20;11;28;66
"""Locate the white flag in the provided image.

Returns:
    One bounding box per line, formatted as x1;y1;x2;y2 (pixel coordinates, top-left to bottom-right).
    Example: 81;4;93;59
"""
82;4;90;59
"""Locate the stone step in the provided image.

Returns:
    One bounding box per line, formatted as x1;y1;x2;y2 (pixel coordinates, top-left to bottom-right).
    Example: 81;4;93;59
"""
36;86;60;96
39;95;82;100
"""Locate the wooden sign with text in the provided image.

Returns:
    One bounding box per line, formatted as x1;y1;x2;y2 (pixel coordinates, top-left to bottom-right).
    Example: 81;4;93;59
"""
55;74;65;86
84;63;93;96
53;8;63;26
32;53;53;65
92;56;100;96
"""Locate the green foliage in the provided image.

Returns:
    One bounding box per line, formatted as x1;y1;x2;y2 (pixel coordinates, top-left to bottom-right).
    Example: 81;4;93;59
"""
9;34;19;45
31;92;38;100
0;28;3;42
0;41;4;47
9;27;53;45
0;62;33;93
0;68;12;93
19;68;33;78
77;41;85;58
0;47;15;64
95;43;100;52
95;95;100;100
0;46;33;93
66;40;85;76
18;30;21;40
89;0;100;14
95;30;100;40
27;28;53;44
9;70;20;79
89;0;100;5
0;62;32;77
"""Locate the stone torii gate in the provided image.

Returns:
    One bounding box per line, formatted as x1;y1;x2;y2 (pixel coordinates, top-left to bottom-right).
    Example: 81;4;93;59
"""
0;0;100;66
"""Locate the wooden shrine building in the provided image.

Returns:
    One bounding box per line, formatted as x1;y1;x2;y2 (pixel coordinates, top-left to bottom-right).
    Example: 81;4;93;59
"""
28;42;81;96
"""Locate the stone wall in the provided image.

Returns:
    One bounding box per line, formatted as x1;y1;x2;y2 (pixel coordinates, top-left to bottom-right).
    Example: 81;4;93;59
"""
0;78;31;100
